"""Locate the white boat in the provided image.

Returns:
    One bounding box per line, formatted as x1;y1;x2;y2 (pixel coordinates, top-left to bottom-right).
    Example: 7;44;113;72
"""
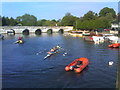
108;61;114;66
92;36;105;43
106;36;118;43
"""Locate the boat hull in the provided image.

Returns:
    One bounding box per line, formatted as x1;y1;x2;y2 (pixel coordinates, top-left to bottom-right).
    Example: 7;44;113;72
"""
108;43;120;48
15;40;24;44
65;57;89;73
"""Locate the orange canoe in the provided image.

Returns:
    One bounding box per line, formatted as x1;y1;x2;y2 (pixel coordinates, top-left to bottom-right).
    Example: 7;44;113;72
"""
65;57;89;73
108;43;120;48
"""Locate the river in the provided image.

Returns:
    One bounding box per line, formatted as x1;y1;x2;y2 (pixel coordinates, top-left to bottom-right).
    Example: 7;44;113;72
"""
2;33;118;88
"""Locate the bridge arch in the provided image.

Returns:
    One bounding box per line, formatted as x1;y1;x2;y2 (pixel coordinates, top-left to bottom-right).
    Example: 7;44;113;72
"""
35;29;42;35
23;29;29;35
7;29;15;35
47;29;53;34
58;29;64;34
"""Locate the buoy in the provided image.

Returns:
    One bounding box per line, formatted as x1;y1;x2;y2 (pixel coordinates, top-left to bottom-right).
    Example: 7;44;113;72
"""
63;54;65;56
108;61;114;66
64;52;67;54
36;53;39;55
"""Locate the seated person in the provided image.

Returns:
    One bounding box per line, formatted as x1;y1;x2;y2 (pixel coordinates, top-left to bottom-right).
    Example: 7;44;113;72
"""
47;51;52;54
76;60;82;67
18;37;22;40
56;45;61;49
70;61;82;70
50;48;55;52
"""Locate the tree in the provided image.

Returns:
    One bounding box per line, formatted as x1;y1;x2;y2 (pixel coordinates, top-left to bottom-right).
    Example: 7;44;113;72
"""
82;11;97;21
16;14;37;26
118;12;120;22
9;17;17;26
2;17;6;26
60;13;78;26
37;19;47;26
99;7;116;18
5;17;10;26
0;16;2;26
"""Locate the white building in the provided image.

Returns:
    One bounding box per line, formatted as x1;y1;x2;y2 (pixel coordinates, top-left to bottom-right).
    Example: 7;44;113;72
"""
111;21;120;34
111;21;120;30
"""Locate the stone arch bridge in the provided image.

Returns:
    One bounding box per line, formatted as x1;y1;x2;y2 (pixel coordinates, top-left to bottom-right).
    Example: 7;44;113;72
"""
0;26;73;34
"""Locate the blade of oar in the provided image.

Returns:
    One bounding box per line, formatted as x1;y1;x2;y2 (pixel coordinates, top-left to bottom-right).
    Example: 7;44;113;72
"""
44;54;50;60
36;49;48;55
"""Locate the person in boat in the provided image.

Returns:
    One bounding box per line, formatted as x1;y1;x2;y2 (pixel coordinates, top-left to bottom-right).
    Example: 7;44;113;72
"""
56;45;61;49
18;37;22;40
76;60;82;67
16;37;23;44
47;45;61;54
70;60;83;70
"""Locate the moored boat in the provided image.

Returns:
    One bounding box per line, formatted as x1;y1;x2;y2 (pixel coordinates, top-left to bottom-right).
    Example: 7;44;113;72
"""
69;30;90;37
108;43;120;48
83;36;93;41
65;57;89;73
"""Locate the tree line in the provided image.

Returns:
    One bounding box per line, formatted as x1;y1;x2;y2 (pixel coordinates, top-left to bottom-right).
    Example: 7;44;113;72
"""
1;7;119;30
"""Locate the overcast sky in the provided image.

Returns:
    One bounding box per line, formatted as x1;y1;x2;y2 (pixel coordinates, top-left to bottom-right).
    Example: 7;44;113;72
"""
1;1;119;20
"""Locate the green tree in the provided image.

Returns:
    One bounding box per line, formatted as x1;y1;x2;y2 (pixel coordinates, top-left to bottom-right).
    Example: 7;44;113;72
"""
82;11;97;21
16;14;37;26
0;16;2;26
2;17;6;26
37;19;47;26
9;17;17;26
99;7;116;18
5;17;10;26
60;13;78;26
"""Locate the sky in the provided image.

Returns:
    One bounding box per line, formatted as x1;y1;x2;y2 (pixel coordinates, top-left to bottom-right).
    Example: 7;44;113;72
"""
1;1;119;20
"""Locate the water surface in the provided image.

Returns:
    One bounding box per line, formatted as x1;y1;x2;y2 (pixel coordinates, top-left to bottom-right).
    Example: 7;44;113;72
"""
2;33;118;88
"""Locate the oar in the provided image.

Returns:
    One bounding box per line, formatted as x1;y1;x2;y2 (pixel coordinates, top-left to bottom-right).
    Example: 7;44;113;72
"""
36;49;47;55
44;54;50;60
62;50;70;56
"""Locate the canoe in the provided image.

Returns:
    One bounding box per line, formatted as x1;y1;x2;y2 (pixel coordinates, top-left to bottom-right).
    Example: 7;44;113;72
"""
65;57;89;73
15;40;24;44
108;43;120;48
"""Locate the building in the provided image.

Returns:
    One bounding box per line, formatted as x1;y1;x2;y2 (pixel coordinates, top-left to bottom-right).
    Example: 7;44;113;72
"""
111;21;120;30
111;21;120;34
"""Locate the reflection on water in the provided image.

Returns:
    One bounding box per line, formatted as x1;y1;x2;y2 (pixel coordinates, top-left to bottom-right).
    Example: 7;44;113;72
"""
2;33;118;88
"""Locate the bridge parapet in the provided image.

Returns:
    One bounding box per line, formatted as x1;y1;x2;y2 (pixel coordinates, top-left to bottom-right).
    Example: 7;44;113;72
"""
0;26;73;34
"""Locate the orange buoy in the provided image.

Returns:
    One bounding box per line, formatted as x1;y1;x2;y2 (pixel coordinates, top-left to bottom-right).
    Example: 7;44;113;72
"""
65;57;89;73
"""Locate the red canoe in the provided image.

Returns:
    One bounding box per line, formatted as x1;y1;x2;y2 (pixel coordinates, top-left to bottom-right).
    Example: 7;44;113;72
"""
108;43;120;48
65;57;89;73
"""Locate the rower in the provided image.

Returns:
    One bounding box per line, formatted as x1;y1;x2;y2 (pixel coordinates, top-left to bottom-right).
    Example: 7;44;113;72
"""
18;37;22;40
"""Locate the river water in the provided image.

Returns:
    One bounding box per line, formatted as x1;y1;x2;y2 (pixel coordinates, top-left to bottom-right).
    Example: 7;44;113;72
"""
2;33;118;88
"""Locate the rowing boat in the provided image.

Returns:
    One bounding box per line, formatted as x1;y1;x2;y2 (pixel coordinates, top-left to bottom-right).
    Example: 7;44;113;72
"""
44;46;61;59
44;50;60;59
